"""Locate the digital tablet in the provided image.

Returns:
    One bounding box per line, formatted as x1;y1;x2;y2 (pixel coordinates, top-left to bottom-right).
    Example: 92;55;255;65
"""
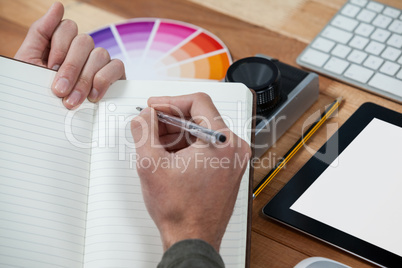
263;102;402;268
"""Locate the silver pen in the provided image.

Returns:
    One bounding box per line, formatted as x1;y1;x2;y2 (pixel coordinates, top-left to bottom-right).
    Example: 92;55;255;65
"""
136;107;227;144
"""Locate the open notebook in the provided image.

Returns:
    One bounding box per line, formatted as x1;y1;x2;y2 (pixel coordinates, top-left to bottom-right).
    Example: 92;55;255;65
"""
0;56;253;268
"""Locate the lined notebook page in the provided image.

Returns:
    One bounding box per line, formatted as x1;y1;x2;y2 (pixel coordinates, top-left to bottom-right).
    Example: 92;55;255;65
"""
84;80;252;268
0;57;95;267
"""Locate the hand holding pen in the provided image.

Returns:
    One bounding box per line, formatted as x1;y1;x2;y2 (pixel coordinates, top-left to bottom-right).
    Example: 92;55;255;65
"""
131;93;251;251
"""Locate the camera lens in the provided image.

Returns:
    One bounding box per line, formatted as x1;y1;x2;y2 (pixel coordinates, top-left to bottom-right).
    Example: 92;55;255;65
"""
225;57;281;116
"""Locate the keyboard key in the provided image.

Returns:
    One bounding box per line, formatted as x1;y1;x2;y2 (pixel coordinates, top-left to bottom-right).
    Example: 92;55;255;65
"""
349;35;369;49
357;9;376;23
347;49;368;64
311;37;335;52
371;28;391;42
341;4;361;17
396;69;402;79
368;73;402;97
298;0;402;102
300;48;330;67
344;64;374;83
380;61;400;76
388;20;402;34
363;55;384;70
354;22;375;36
372;14;392;28
367;2;384;13
383;7;401;19
331;44;351;58
324;57;349;74
365;41;385;55
381;46;401;61
350;0;367;7
322;26;353;44
331;14;359;31
387;34;402;48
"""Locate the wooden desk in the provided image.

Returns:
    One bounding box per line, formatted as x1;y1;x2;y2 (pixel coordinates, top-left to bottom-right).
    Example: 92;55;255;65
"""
1;0;401;267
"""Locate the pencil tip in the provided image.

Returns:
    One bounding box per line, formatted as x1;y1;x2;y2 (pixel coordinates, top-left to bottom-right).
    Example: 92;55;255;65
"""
136;107;143;112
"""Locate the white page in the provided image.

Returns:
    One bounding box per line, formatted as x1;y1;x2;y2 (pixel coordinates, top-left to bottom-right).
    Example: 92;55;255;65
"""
84;80;251;267
0;57;95;267
291;118;402;257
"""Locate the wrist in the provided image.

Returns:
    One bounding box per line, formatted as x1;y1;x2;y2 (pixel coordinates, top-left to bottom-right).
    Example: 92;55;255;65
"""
159;223;222;252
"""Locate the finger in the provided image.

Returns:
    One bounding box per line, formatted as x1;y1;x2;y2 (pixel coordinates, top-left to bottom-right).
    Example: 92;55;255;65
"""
148;93;227;129
148;94;203;135
159;132;195;152
156;117;187;137
87;57;126;102
47;19;78;70
51;34;94;98
131;108;166;159
144;103;192;137
61;47;110;109
14;2;64;65
155;120;195;151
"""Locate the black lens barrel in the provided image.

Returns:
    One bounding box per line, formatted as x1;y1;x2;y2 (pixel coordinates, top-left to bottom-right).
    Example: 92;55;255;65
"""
225;57;281;116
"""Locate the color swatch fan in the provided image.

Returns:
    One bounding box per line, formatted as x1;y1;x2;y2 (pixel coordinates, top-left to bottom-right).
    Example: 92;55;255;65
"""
90;18;232;81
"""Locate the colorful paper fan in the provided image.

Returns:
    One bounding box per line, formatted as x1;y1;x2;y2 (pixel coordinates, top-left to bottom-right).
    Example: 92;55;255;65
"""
90;18;232;81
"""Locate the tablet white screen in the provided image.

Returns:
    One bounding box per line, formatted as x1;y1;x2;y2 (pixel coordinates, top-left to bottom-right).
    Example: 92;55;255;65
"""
290;118;402;257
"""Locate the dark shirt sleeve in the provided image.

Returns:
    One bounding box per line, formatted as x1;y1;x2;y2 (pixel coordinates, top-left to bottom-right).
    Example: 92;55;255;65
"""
157;239;225;268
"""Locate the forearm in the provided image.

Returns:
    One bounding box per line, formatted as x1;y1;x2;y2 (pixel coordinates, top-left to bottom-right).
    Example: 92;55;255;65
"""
158;239;225;268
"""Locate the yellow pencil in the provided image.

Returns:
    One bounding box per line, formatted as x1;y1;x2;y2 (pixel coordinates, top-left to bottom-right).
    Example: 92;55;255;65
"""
253;97;343;199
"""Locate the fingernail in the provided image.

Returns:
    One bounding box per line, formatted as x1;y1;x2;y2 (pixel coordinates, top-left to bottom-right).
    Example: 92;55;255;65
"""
55;77;69;94
88;88;99;102
66;91;82;107
52;65;60;71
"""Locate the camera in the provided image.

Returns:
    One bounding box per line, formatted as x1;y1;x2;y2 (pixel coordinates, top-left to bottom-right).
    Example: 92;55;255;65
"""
226;54;319;157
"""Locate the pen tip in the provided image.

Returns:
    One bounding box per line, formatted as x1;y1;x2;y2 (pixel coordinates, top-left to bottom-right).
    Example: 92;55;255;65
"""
136;107;143;112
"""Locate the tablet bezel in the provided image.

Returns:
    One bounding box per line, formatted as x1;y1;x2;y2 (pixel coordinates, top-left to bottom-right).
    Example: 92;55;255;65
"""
263;102;402;268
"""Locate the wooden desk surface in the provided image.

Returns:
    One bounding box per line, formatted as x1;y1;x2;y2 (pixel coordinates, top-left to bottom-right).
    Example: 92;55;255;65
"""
1;0;401;267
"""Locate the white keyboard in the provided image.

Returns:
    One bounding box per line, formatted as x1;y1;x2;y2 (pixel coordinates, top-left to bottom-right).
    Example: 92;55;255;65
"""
297;0;402;103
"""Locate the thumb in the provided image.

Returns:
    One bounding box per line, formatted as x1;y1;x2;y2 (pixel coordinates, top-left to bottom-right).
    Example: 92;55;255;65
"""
15;2;64;65
131;107;165;157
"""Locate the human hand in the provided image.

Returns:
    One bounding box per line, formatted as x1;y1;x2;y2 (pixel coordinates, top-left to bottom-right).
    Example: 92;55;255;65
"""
14;2;125;109
131;93;251;252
